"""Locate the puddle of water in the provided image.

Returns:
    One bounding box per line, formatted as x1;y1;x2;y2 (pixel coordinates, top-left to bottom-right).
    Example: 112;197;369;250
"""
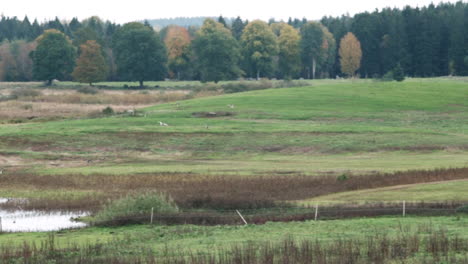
0;198;89;232
0;210;88;232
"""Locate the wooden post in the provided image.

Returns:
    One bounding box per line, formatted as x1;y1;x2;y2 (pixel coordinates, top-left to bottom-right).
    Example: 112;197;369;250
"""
150;207;154;224
403;201;406;217
236;210;248;225
314;203;319;221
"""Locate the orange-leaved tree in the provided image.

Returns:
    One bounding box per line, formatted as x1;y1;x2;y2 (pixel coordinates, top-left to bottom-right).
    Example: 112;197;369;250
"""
72;40;108;86
339;32;362;77
164;26;191;80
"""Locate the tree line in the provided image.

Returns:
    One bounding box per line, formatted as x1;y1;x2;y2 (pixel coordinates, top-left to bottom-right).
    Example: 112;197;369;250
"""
0;1;467;84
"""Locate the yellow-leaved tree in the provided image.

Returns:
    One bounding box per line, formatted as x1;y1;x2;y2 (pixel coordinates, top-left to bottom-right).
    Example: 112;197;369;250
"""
339;32;362;77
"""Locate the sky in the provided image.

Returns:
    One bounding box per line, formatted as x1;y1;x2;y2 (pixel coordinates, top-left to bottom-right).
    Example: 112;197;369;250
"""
0;0;462;23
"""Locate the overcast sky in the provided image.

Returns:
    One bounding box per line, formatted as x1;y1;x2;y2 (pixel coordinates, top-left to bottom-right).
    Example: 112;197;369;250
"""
1;0;461;23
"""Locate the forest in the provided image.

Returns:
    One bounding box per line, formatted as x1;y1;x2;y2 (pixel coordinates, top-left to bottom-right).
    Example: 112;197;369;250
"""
0;1;467;84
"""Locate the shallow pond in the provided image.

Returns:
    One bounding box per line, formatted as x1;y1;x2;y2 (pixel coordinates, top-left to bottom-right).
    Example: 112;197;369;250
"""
0;198;88;232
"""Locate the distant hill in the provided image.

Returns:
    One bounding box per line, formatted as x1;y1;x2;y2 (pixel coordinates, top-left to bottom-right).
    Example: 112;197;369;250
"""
144;17;233;29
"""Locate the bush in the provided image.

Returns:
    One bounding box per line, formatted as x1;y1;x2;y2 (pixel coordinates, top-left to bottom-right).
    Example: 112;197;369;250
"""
337;174;349;182
94;192;179;222
456;204;468;214
77;86;99;94
10;88;42;99
222;80;274;93
102;106;114;115
382;71;394;82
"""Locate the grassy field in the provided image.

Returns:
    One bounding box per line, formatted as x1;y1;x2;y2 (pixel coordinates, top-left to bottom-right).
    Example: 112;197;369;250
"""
302;179;468;204
1;78;467;176
1;216;467;253
0;78;467;262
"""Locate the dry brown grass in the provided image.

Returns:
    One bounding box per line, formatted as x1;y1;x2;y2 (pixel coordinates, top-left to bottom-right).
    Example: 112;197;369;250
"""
1;167;467;211
0;88;198;121
0;101;151;120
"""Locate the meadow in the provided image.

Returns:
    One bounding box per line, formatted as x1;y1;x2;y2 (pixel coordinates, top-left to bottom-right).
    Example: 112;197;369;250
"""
0;78;467;263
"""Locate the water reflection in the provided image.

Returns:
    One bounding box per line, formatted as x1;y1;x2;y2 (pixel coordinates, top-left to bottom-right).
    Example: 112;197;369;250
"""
0;198;89;232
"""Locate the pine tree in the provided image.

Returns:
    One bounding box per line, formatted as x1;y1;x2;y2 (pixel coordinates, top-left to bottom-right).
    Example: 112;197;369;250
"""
231;17;245;40
392;63;405;81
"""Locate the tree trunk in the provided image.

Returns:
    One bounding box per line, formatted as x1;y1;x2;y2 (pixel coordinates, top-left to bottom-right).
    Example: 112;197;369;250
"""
139;80;144;89
312;58;317;79
47;79;53;86
256;70;260;80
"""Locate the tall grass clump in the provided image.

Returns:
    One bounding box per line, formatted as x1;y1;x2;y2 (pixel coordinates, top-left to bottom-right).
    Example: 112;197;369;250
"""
94;191;178;222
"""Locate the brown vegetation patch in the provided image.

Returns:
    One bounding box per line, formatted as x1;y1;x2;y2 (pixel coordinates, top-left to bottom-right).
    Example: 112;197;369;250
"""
0;154;28;166
2;167;467;211
192;111;236;118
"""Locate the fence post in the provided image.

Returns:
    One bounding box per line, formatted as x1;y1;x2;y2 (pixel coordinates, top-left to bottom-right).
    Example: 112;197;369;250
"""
402;200;406;217
314;203;319;221
0;216;2;232
236;210;248;225
150;207;154;225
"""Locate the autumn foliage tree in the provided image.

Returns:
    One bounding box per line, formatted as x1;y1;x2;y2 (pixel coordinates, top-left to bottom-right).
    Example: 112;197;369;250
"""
164;26;191;80
72;40;108;85
339;32;362;77
319;26;336;78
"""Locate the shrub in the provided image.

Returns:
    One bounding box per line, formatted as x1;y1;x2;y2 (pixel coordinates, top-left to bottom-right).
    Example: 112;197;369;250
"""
10;88;42;99
337;174;349;182
77;86;99;95
94;192;179;222
382;71;394;82
456;204;468;214
392;63;405;82
102;106;114;115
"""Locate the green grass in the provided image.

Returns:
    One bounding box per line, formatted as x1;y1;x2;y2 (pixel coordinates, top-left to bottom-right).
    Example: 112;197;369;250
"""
301;180;468;204
1;216;466;255
1;78;466;175
41;151;468;176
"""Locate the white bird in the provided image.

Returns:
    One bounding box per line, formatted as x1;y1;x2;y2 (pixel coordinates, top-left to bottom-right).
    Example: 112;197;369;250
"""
159;121;168;126
227;104;235;109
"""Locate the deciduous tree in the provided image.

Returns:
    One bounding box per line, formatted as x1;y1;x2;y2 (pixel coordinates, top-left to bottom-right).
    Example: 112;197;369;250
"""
339;32;362;77
164;26;191;80
192;19;241;82
113;22;167;88
241;20;278;79
72;40;108;85
32;29;76;85
277;24;301;79
300;22;324;79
